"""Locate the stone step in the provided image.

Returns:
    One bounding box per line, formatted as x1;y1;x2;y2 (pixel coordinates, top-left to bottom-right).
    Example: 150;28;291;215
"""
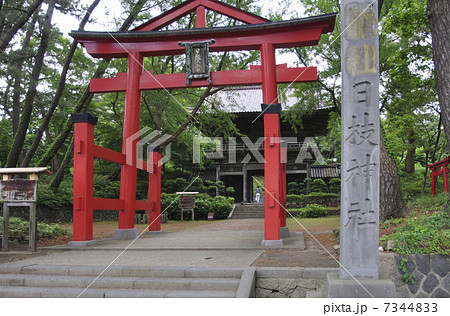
232;215;264;219
0;265;244;278
0;286;236;298
306;290;324;298
0;265;251;298
0;274;240;291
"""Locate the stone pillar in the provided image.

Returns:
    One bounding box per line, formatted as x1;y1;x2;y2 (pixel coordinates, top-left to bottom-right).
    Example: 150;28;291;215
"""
326;0;395;298
243;164;248;202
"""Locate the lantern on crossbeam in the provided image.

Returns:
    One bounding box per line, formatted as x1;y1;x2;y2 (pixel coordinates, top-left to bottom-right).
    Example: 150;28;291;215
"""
178;39;215;86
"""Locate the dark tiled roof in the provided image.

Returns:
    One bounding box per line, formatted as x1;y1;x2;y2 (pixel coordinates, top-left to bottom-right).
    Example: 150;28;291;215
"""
190;169;216;181
311;164;340;178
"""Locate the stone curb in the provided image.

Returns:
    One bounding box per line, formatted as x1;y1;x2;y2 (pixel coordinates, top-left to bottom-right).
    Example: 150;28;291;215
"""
236;267;256;298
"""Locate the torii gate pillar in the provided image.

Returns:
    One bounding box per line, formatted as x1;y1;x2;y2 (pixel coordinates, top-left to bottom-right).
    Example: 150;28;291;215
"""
260;42;282;246
114;51;143;240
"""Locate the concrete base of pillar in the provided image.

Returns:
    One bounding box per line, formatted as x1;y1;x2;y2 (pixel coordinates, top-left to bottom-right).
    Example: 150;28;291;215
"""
280;226;290;238
113;228;139;240
145;230;163;235
68;240;98;247
325;273;396;298
261;239;283;247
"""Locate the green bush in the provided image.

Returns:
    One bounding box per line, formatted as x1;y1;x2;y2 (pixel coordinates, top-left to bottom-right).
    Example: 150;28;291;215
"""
328;178;341;193
312;179;327;192
287;182;299;195
286;192;339;207
0;216;70;243
93;175;120;199
161;193;234;221
387;211;450;256
298;204;327;218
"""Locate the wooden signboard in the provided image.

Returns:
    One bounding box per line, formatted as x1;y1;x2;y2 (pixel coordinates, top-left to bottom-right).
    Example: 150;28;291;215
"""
0;179;37;202
179;195;196;209
207;212;214;221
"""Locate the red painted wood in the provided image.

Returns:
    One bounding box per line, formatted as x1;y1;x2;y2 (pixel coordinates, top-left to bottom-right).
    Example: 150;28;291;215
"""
261;42;281;241
444;165;448;193
73;122;95;241
133;0;269;32
93;198;124;210
196;6;206;28
135;200;156;211
148;151;162;232
280;146;287;228
93;145;125;164
428;156;450;196
119;51;143;230
79;26;325;58
90;67;317;93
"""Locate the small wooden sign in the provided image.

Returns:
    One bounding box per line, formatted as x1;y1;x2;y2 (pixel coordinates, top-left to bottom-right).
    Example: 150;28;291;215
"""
179;195;196;209
207;212;214;221
0;179;37;202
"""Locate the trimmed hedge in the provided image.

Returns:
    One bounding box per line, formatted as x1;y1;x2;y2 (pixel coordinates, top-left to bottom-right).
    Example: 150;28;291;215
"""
161;193;234;221
286;192;339;208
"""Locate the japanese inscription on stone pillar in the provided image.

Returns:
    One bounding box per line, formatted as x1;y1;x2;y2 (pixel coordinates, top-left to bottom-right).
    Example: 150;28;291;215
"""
340;0;380;280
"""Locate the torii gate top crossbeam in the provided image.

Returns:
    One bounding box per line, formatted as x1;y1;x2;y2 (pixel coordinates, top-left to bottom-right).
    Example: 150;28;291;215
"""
70;13;336;59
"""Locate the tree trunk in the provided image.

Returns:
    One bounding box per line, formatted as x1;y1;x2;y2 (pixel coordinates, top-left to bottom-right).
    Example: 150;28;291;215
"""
404;130;416;173
10;11;39;135
21;0;101;167
6;0;55;167
50;136;74;190
0;0;44;52
427;0;450;213
380;135;409;221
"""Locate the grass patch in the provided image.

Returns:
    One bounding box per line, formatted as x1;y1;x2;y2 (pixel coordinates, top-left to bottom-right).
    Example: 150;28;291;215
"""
286;215;340;232
407;193;448;210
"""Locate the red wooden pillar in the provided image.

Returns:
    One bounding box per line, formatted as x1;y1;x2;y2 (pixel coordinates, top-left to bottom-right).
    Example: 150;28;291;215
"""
280;142;287;228
118;51;143;232
260;42;281;245
430;167;436;196
71;113;98;242
196;6;206;28
444;165;449;193
148;147;162;232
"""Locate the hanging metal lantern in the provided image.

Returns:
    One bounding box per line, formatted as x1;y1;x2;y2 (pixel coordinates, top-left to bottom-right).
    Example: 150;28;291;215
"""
178;39;215;86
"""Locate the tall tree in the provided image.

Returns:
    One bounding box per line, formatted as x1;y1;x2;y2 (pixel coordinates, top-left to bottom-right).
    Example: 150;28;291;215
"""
427;0;450;211
0;0;44;52
21;0;102;167
6;0;56;167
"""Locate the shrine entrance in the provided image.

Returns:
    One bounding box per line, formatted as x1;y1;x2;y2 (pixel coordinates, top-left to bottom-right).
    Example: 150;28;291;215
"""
69;0;336;246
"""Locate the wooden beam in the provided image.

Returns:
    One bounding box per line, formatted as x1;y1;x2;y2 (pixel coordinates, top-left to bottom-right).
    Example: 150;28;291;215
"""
90;67;317;93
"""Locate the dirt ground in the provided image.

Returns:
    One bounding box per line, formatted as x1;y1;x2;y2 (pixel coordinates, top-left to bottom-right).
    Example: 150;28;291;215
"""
0;216;345;267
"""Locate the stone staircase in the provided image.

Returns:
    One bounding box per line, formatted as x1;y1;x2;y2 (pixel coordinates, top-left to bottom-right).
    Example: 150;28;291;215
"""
230;204;264;219
0;264;256;298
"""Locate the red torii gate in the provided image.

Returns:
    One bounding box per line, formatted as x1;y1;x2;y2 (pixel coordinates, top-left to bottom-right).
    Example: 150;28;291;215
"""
428;156;449;196
69;0;336;246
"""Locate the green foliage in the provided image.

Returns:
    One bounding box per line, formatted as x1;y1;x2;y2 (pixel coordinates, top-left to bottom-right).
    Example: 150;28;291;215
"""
0;216;70;243
37;183;72;210
382;209;450;284
93;175;120;199
297;204;327;218
287;182;299;195
161;193;234;221
408;193;448;209
286;192;339;207
312;178;327;192
328;178;341;193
